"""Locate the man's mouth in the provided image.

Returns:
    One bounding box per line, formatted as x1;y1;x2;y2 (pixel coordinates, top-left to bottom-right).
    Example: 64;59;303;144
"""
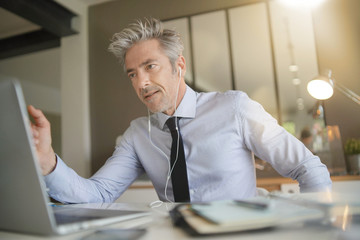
143;90;159;101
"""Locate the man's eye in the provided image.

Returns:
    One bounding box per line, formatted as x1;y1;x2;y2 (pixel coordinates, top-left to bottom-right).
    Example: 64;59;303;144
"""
147;64;155;70
128;73;136;79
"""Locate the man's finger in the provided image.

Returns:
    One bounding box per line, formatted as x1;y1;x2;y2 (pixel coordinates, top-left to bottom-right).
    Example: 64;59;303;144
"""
28;105;42;118
32;128;39;138
27;105;48;127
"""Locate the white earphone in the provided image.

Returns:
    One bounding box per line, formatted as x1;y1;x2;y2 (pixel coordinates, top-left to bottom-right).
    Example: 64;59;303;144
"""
147;65;183;204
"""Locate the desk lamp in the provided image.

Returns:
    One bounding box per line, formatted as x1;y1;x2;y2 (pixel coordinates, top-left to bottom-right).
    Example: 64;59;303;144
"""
307;70;360;105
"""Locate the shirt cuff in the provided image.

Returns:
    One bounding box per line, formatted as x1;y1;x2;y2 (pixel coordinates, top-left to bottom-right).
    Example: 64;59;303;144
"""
43;155;71;201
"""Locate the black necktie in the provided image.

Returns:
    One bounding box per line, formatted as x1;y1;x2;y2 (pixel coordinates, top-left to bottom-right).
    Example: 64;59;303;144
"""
166;117;190;202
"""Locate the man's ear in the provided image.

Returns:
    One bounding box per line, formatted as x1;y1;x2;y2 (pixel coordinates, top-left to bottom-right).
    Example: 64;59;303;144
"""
177;55;186;77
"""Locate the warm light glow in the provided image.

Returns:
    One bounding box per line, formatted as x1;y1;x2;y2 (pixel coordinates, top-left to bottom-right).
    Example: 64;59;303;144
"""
327;126;341;142
307;79;334;100
342;205;350;231
277;0;326;9
289;65;299;72
292;78;301;85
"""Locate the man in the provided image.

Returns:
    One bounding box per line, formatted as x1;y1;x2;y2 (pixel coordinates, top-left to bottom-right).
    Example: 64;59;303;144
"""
28;17;331;203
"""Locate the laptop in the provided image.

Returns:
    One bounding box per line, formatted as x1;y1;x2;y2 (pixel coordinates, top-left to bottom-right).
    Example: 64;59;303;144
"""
0;77;150;235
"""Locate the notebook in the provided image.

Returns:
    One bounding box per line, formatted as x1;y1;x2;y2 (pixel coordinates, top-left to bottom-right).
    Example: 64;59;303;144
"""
0;77;150;235
170;198;326;236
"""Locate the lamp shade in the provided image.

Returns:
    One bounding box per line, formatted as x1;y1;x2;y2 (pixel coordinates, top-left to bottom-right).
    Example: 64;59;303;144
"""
307;76;334;100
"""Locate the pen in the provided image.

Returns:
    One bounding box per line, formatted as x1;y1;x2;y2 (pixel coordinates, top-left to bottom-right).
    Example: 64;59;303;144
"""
268;193;330;212
233;200;268;210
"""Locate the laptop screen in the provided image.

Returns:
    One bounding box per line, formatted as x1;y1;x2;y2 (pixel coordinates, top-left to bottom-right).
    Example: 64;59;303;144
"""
0;78;150;236
0;77;57;234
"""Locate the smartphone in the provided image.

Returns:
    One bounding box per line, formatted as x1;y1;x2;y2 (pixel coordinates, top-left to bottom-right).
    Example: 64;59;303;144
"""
81;228;146;240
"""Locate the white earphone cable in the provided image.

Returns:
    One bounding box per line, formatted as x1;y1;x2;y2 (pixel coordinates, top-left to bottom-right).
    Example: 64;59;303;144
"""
148;67;182;204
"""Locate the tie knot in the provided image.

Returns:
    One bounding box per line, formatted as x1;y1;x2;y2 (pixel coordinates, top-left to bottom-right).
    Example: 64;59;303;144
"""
166;117;180;132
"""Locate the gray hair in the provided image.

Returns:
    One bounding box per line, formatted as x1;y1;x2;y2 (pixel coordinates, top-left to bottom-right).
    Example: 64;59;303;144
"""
108;17;184;72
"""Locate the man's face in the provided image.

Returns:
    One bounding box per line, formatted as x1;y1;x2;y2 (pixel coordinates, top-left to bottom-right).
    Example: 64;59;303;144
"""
125;39;179;115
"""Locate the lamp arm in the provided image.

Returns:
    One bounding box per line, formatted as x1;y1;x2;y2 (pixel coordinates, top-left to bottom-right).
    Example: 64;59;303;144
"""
332;79;360;105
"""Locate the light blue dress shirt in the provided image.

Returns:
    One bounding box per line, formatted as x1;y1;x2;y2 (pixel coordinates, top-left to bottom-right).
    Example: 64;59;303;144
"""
45;86;332;203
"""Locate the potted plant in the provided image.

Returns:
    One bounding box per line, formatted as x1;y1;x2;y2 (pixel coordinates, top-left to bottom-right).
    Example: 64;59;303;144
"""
344;138;360;175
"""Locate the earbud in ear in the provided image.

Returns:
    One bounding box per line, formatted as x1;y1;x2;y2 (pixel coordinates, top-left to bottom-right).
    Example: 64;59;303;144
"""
179;67;182;78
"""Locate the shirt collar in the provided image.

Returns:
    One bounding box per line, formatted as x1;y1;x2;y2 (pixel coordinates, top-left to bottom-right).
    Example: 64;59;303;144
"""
154;85;197;129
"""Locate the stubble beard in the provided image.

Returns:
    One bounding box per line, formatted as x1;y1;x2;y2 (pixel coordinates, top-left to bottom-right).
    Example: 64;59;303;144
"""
141;73;178;114
142;88;173;114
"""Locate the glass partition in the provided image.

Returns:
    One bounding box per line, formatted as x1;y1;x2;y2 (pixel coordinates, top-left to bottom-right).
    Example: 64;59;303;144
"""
191;11;232;92
229;3;277;118
163;18;193;85
162;1;342;177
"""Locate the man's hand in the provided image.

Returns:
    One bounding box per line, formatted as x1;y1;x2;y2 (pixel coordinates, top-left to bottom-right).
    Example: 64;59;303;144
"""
27;105;57;175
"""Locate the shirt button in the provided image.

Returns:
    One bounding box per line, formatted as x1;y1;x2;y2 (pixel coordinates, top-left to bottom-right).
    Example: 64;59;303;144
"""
189;189;195;195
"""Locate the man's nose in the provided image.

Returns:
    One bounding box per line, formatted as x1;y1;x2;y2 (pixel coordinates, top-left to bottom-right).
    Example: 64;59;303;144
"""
137;71;150;88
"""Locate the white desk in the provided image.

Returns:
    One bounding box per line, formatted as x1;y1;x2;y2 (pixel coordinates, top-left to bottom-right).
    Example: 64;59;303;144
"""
1;192;359;240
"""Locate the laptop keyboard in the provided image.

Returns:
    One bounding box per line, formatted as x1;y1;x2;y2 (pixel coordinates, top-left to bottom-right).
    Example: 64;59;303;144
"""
53;207;143;225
